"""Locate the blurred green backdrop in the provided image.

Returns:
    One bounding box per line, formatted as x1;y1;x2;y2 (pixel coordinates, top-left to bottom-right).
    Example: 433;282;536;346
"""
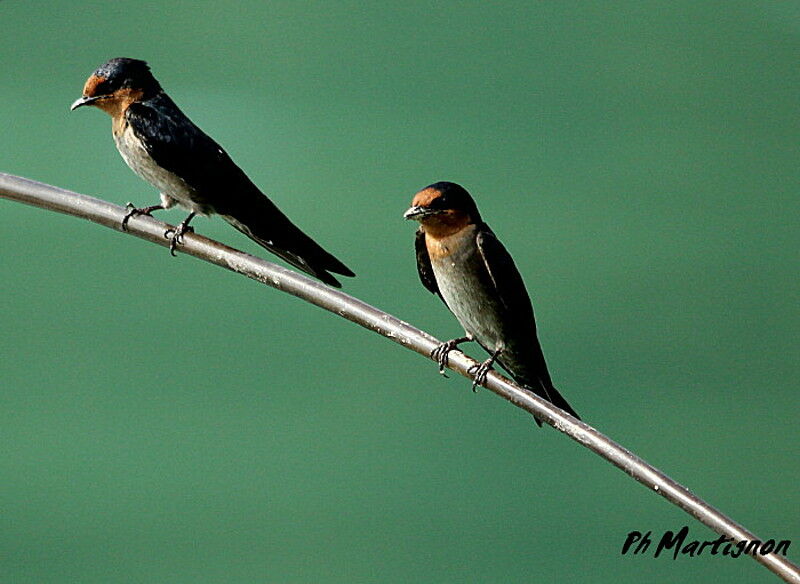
1;2;798;582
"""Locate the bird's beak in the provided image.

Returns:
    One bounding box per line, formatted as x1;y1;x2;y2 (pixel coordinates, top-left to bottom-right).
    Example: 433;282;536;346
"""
404;206;440;220
70;95;104;111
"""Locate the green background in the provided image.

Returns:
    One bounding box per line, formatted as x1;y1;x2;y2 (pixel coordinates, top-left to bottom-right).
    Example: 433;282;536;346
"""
1;2;798;582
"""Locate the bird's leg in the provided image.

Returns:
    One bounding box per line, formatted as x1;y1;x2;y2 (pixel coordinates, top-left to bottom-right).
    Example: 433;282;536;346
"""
164;212;196;256
430;335;473;377
121;203;165;231
468;347;503;392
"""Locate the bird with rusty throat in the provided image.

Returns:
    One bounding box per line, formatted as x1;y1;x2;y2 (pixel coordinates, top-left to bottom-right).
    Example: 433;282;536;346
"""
71;57;354;287
404;181;579;426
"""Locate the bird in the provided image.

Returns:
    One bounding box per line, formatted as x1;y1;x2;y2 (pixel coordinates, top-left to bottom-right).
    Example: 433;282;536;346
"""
70;57;354;287
404;181;579;426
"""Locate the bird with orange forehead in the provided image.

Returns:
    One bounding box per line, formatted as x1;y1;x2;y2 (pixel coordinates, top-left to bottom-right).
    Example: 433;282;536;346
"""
405;182;579;425
71;57;354;287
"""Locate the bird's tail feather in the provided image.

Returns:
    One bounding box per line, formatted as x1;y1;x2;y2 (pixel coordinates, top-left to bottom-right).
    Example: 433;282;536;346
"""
521;379;580;428
540;383;580;426
221;211;354;288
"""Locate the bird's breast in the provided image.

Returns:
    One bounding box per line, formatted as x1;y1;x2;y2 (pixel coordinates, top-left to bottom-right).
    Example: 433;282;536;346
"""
427;227;507;350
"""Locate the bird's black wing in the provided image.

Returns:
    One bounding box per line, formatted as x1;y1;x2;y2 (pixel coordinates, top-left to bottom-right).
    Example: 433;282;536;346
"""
125;96;354;286
415;228;443;301
475;226;536;326
126;95;234;206
476;226;580;422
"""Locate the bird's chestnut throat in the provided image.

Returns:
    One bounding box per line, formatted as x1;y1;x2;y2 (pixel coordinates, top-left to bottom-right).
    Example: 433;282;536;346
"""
96;88;145;120
419;210;473;239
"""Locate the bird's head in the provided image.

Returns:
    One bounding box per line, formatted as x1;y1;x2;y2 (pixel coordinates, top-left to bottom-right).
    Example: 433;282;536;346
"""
404;182;481;237
70;58;160;116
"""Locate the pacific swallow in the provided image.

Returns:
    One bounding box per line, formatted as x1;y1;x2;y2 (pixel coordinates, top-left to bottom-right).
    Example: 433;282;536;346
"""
404;181;579;425
71;57;354;287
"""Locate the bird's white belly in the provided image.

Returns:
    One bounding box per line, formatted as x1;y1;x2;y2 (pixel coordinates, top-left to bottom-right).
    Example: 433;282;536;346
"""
114;125;199;212
431;247;506;351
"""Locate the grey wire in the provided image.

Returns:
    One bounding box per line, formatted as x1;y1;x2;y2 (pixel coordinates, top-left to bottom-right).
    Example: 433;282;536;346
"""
1;172;797;583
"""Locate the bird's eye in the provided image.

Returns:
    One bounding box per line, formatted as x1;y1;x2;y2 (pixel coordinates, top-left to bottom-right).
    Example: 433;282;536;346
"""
92;81;110;96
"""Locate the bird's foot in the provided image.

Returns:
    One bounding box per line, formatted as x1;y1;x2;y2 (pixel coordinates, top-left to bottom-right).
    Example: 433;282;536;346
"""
467;348;503;392
164;214;195;257
164;224;194;256
430;336;472;377
121;203;164;231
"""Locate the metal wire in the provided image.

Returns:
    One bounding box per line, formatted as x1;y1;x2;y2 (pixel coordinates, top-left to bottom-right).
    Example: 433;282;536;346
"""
2;172;797;583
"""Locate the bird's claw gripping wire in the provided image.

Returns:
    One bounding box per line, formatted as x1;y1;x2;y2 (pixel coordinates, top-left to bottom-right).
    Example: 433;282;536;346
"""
467;348;503;392
164;212;196;256
430;336;473;377
121;203;164;231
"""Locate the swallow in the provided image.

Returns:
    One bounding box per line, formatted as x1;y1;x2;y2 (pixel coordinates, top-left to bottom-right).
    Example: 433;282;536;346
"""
70;57;354;287
404;181;579;425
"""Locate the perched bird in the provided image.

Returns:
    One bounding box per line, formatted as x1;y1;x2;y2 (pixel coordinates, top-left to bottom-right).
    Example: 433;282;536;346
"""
404;181;579;425
70;57;354;287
